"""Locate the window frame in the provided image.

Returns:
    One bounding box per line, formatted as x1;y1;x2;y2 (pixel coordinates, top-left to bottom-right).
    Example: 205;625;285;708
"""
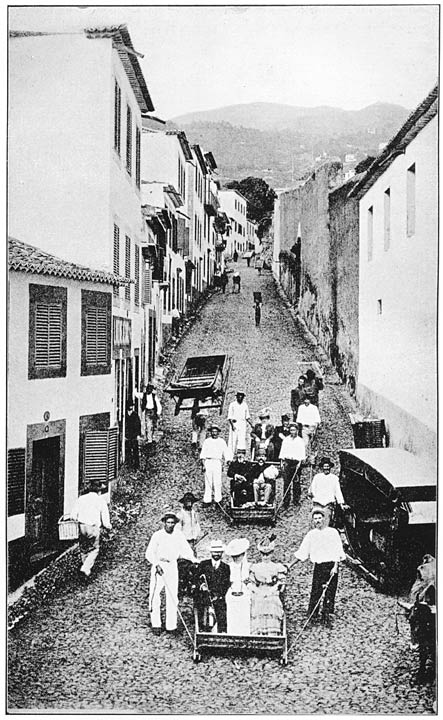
81;289;112;376
126;104;133;176
28;283;67;380
114;79;121;155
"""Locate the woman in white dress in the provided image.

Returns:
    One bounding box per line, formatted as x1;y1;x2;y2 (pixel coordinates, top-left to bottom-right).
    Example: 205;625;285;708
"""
225;538;251;635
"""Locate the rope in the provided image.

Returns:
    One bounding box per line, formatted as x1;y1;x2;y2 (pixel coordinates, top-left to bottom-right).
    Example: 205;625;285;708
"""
275;463;301;514
215;501;232;521
159;568;196;649
286;570;336;657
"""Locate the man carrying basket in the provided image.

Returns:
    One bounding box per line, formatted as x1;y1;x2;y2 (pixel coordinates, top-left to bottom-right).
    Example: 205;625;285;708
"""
70;480;112;579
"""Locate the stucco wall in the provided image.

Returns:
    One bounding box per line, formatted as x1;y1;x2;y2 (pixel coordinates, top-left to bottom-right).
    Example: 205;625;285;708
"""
358;117;437;460
8;272;114;539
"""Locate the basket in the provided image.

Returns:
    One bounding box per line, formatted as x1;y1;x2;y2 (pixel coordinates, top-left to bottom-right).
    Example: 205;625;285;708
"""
58;514;79;541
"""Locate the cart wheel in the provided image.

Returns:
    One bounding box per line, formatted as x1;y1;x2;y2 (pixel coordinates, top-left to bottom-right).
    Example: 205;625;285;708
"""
193;649;201;663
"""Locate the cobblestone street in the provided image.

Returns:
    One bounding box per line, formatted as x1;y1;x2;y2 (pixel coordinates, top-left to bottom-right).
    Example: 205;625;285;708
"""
8;262;435;713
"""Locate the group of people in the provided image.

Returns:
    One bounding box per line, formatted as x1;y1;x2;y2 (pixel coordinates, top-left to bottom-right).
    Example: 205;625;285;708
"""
144;500;346;636
125;384;163;470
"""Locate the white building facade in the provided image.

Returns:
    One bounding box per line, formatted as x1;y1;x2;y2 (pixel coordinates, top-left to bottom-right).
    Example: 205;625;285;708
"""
218;190;248;257
353;86;438;462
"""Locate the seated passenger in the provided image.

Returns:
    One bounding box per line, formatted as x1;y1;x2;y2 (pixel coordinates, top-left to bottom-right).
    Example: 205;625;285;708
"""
253;463;279;505
195;540;231;633
251;408;275;460
227;449;254;506
249;536;287;635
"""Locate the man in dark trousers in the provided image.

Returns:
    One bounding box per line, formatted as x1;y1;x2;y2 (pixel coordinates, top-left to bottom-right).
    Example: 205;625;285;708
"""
125;402;141;470
290;375;307;422
195;540;231;632
227;449;254;506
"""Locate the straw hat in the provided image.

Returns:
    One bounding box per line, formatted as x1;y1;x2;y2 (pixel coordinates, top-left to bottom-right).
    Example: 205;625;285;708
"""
257;539;276;555
208;539;225;553
225;538;250;557
161;510;180;523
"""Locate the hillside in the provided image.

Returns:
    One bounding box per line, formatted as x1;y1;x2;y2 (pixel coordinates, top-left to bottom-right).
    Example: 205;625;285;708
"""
169;101;410;188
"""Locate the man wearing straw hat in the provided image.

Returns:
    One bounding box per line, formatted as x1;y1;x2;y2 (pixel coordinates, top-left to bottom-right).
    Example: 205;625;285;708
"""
292;508;346;627
200;424;232;506
145;510;197;634
195;539;231;633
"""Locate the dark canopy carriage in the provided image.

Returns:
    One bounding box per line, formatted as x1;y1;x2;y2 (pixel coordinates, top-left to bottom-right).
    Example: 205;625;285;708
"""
339;448;436;592
165;354;233;415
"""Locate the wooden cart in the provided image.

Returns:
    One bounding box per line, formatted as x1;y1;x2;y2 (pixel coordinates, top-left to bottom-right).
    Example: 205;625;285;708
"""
192;608;288;664
165;354;233;415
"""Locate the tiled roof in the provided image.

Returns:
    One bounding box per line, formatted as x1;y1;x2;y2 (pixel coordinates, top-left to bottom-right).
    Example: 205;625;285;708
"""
349;84;438;198
8;237;128;286
85;25;154;113
192;144;208;175
166;130;193;161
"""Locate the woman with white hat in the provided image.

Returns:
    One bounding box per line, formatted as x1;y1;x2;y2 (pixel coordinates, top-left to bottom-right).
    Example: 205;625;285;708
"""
225;538;251;635
249;537;287;635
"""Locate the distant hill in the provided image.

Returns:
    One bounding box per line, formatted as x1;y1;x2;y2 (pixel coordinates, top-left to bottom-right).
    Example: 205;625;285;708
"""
168;101;410;188
172;101;409;134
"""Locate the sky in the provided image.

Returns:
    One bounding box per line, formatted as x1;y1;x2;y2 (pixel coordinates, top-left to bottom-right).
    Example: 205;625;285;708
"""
8;4;439;120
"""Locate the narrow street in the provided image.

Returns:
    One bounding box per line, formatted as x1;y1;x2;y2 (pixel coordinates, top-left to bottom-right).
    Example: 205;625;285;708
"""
8;262;434;714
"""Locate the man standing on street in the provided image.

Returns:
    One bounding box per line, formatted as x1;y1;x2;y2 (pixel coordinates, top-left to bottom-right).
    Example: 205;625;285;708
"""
279;422;306;506
227;391;252;455
309;457;345;525
296;396;321;450
140;383;162;455
200;424;232;506
125;402;141;470
292;508;346;626
70;480;112;579
145;510;197;634
195;539;231;632
291;375;307;422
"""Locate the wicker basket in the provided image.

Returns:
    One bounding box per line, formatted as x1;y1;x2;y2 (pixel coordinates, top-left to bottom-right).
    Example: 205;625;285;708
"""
58;515;79;541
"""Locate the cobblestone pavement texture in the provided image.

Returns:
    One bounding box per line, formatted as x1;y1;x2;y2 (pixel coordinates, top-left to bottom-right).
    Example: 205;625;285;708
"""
8;263;435;713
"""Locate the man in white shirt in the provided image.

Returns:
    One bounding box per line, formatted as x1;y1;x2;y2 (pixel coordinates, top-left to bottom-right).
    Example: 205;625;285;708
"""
200;425;232;505
279;423;306;507
145;510;196;634
296;397;321;449
137;383;162;450
227;392;252;455
70;481;112;578
293;508;346;626
309;457;345;525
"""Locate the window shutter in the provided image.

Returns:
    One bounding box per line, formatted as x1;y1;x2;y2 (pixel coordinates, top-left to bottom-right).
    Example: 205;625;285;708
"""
144;263;152;304
8;448;26;517
135;244;140;306
125;235;131;301
86;307;108;364
126;105;132;175
83;427;119;486
113;224;120;297
114;80;121;154
35;303;62;367
135;126;141;189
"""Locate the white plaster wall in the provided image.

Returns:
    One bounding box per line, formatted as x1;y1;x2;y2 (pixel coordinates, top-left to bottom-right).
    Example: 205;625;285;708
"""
358;117;437;440
8;35;111;270
272;195;282;277
219;191;247;257
8;273;115;537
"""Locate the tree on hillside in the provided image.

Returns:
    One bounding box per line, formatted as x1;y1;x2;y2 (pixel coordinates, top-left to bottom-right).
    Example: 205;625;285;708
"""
225;177;276;225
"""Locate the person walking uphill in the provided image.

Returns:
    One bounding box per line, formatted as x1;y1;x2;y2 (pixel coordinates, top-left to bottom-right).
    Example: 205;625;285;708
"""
70;481;112;579
200;424;232;506
125;403;141;470
292;508;346;627
145;510;197;634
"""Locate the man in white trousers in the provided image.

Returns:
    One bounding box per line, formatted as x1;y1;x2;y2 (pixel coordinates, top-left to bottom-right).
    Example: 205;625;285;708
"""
200;424;232;506
145;510;196;634
227;391;252;455
70;480;112;579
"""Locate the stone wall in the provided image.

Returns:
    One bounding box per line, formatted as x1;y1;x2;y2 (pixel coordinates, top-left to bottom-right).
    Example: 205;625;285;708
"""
329;178;360;386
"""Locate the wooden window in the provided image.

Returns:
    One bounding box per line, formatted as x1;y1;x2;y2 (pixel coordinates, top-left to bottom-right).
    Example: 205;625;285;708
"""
125;235;131;301
29;284;67;380
126;104;132;175
377;298;383;316
384;188;391;251
8;448;25;516
113;223;120;297
81;290;111;376
144;262;152;305
135;244;140;306
114;80;121;155
407;163;416;237
83;426;119;488
367;206;374;261
135;126;141;189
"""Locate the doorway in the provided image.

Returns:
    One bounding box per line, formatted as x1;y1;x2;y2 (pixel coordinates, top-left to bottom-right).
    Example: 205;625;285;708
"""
30;436;61;544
